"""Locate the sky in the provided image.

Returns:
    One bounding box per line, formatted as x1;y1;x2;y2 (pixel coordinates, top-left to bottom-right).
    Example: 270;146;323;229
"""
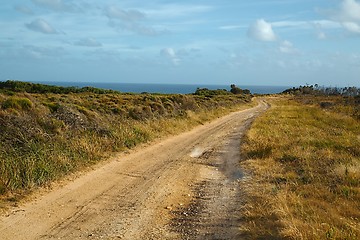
1;0;360;87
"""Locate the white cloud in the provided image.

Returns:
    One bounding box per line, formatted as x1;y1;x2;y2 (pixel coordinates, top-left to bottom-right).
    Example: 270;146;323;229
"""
313;22;327;40
14;5;34;15
342;21;360;33
144;4;213;19
247;19;277;41
177;48;201;58
312;20;343;29
160;48;180;65
21;45;66;59
259;19;340;42
105;5;167;36
31;0;77;12
161;48;176;58
279;40;299;54
317;31;327;40
272;20;340;29
325;0;360;34
75;38;102;47
105;6;145;21
336;0;360;22
272;20;308;28
25;18;58;34
219;25;244;30
108;20;167;36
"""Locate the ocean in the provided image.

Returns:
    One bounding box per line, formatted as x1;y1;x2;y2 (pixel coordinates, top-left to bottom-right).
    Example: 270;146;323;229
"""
34;81;290;95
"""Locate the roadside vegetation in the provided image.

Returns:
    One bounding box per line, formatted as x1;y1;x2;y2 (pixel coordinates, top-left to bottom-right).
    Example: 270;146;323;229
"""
282;84;360;98
0;81;253;207
240;95;360;239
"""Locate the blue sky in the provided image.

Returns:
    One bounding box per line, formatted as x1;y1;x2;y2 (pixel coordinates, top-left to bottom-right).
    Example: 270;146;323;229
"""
1;0;360;87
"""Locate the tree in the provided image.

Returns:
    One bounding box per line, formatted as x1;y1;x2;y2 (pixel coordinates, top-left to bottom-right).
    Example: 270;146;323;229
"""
230;84;243;94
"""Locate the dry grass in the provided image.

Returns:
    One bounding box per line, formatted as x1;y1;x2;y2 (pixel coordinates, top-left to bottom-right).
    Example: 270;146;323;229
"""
240;96;360;239
0;91;253;207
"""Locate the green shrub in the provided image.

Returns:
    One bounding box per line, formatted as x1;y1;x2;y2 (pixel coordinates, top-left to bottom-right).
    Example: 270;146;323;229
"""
43;102;61;113
2;97;33;110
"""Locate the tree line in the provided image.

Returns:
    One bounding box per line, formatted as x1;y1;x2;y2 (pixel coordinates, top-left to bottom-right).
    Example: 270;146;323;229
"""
194;84;251;96
0;80;119;94
282;84;360;97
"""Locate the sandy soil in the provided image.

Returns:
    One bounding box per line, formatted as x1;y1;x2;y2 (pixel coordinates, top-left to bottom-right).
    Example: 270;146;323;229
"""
0;100;268;240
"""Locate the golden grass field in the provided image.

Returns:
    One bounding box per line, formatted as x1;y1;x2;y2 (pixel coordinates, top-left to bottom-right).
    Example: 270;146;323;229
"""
240;96;360;239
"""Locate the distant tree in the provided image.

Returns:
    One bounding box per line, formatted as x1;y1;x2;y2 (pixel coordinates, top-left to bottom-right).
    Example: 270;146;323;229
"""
230;84;243;94
194;87;231;96
243;89;251;94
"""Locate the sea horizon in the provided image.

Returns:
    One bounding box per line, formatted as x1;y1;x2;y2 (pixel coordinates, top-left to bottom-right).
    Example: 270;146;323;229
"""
31;81;290;94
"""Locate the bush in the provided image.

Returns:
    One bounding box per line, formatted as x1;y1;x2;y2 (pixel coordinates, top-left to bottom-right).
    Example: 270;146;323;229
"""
43;102;61;113
194;88;231;96
2;97;33;110
230;84;251;95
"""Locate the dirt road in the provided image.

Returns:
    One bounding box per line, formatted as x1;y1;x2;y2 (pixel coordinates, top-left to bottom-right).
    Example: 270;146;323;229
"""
0;100;268;240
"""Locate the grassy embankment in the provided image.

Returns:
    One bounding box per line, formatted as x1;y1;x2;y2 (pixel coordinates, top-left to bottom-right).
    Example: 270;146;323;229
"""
0;81;254;207
240;96;360;239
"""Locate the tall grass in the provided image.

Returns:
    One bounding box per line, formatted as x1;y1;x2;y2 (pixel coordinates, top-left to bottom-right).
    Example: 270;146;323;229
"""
240;96;360;239
0;92;252;204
